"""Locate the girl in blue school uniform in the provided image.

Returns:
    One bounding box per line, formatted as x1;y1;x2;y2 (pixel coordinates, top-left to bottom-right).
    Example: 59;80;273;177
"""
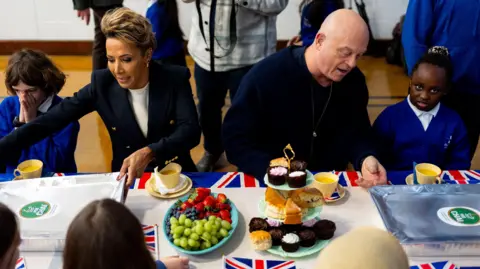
0;49;79;174
373;46;471;171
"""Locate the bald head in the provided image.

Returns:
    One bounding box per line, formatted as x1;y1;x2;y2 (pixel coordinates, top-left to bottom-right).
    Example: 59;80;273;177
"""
320;9;369;39
305;9;370;86
315;227;410;269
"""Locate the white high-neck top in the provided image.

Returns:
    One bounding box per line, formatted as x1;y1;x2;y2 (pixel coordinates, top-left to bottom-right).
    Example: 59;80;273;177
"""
407;95;440;131
128;83;149;137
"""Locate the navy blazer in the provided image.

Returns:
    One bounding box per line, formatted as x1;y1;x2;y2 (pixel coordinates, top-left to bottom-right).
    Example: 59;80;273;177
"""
0;62;201;172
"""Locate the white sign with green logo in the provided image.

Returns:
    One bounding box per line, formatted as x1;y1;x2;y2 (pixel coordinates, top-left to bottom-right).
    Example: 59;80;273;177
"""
18;201;58;219
437;206;480;227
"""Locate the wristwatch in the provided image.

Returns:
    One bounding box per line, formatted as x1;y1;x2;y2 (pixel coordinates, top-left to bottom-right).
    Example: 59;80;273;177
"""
13;116;25;128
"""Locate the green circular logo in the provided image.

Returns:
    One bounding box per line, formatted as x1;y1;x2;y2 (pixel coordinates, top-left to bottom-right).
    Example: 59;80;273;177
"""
20;201;51;219
448;207;480;225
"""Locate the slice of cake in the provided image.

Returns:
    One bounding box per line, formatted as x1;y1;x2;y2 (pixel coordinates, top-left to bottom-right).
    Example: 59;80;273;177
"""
284;198;302;225
291;188;324;208
265;187;287;220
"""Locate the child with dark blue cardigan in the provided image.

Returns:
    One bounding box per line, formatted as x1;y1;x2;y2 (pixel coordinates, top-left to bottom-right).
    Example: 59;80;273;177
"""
373;46;471;171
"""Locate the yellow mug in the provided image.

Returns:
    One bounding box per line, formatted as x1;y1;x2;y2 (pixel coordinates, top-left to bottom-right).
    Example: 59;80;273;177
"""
312;172;339;199
154;162;182;189
14;159;43;180
415;163;442;185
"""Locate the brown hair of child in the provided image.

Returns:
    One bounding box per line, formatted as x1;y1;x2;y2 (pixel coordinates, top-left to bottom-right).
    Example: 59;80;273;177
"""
63;199;156;269
5;49;66;96
0;203;18;259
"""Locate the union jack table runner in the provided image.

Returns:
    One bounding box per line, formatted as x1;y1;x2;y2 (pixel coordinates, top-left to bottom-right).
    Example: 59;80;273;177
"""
223;256;296;269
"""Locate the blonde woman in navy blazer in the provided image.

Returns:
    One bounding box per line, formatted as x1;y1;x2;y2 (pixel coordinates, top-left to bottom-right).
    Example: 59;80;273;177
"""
0;8;200;186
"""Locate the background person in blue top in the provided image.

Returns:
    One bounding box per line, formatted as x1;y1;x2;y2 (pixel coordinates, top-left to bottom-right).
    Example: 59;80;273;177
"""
373;46;470;171
402;0;480;160
0;49;79;175
287;0;344;47
146;0;186;67
63;199;189;269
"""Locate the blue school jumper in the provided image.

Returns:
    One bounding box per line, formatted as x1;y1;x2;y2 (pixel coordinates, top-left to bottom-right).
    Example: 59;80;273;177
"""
372;99;470;170
0;96;79;175
146;0;184;60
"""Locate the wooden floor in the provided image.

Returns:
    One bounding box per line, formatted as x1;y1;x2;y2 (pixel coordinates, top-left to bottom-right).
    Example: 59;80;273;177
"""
0;55;479;172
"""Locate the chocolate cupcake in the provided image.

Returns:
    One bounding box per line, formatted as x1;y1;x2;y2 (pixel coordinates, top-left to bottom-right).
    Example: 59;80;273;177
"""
298;229;317;248
269;227;285;246
313;219;336;240
287;171;307;188
267;167;288;186
290;160;308;172
280;224;303;234
281;233;300;253
249;218;269;233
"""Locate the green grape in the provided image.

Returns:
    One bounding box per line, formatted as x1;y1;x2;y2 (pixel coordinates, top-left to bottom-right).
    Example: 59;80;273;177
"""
180;238;188;248
204;222;213;232
178;215;187;225
204;241;212;248
201;219;208;225
210;229;217;237
212;223;220;232
174;226;185;235
171;223;178;230
173;238;181;246
184;228;192;237
195;225;204;235
188;239;197;247
210;236;219;245
215;219;221;226
202;232;212;241
200;242;208;250
208;216;216;222
221;220;232;230
185;245;192;251
185;219;193;228
193;220;199;227
173;234;181;239
170;217;178;225
219;228;228;238
195;241;201;248
189;233;200;241
170;229;175;235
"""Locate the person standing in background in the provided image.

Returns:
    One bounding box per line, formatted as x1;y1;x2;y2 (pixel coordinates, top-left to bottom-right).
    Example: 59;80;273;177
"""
73;0;123;70
183;0;288;172
287;0;344;47
146;0;186;66
402;0;480;159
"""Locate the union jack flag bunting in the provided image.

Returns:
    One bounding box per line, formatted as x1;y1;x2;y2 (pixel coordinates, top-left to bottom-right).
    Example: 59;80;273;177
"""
16;257;25;269
410;261;480;269
143;225;158;260
223;256;296;269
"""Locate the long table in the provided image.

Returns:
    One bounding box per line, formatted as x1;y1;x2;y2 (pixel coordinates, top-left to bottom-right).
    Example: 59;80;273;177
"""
3;171;480;269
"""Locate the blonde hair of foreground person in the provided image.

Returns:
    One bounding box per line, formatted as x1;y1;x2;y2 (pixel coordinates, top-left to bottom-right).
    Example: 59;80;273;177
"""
315;227;410;269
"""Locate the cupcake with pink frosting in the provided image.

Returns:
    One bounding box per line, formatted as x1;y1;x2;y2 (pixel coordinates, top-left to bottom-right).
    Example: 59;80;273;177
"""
267;166;288;185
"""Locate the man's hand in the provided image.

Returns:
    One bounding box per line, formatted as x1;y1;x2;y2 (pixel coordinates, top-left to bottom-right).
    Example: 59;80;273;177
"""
118;147;155;187
356;156;387;188
77;9;91;25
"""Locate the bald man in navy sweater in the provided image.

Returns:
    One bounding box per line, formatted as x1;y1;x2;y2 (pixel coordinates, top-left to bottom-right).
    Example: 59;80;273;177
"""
223;9;387;188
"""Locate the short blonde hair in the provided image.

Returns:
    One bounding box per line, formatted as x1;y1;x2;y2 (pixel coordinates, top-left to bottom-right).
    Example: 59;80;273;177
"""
101;7;157;54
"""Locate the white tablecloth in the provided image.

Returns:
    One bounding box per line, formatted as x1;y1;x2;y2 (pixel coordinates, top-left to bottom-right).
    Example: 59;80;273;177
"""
21;188;480;269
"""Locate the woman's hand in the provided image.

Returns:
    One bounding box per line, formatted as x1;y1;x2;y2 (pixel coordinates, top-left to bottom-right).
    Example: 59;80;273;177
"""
160;256;189;269
118;147;155;187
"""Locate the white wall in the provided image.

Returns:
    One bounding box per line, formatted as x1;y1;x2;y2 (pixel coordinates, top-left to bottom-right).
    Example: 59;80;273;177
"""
0;0;409;41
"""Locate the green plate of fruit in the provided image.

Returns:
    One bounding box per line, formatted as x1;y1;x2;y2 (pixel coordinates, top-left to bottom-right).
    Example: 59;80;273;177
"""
163;188;238;255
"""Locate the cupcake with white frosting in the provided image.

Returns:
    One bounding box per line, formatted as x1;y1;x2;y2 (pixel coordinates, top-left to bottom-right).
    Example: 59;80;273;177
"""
281;233;300;252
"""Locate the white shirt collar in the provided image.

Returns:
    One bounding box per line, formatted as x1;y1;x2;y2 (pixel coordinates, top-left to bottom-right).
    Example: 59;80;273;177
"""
38;95;54;113
406;95;440;117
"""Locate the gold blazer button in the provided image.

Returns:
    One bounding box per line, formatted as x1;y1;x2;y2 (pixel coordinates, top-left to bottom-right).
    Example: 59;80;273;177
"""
169;120;175;125
112;127;116;131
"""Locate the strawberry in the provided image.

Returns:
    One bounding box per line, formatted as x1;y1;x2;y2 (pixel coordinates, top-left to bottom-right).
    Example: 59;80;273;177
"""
203;196;216;211
218;203;231;211
197;211;205;220
189;188;211;204
217;193;228;204
180;201;193;211
219;210;230;220
205;211;215;218
224;217;232;224
194;203;204;212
